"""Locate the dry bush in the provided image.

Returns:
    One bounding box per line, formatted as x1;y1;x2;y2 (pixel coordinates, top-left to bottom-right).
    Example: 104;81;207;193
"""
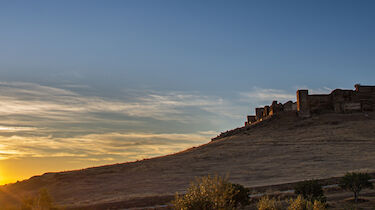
311;200;326;210
256;196;283;210
172;175;248;210
288;195;325;210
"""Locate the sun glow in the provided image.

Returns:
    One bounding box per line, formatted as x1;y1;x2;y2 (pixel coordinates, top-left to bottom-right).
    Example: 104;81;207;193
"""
0;126;35;132
0;168;10;185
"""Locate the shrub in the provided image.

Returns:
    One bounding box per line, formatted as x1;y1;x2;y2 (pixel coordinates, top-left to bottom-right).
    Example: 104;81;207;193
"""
288;195;325;210
257;196;283;210
288;195;311;210
231;183;250;208
172;175;249;210
339;172;373;203
294;180;326;202
311;200;326;210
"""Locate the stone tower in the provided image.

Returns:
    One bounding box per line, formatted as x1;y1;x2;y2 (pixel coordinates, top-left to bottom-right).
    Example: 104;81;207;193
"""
297;90;310;117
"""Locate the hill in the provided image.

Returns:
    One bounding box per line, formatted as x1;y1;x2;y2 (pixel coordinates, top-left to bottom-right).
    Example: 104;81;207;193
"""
1;112;375;209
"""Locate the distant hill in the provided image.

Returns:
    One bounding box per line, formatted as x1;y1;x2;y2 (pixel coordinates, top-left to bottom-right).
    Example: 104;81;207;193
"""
1;112;375;209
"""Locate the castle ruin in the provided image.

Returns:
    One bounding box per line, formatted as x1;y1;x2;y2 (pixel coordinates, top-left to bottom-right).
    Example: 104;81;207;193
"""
245;84;375;126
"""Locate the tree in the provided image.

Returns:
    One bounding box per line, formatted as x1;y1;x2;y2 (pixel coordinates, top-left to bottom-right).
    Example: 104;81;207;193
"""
339;172;373;203
294;179;326;203
172;175;249;210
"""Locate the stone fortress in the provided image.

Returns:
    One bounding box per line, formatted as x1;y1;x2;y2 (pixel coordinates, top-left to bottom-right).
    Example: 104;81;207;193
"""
245;84;375;126
212;84;375;141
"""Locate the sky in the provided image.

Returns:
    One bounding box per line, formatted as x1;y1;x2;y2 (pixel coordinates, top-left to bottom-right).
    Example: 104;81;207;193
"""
0;0;374;184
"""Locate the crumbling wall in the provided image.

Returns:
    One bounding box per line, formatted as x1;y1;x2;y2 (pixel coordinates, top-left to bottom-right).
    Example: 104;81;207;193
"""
247;100;296;125
355;85;375;111
296;85;375;116
245;115;257;126
269;101;283;115
355;84;375;93
255;108;264;120
308;94;332;114
331;89;360;113
263;106;270;117
245;84;375;126
283;101;297;111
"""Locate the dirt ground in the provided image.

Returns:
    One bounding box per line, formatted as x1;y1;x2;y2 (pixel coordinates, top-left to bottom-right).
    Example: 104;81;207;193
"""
1;112;375;209
244;186;375;210
326;188;375;210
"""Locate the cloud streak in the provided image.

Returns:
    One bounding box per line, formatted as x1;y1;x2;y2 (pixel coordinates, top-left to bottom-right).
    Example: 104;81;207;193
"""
0;82;232;162
0;131;213;161
0;82;227;122
239;87;295;103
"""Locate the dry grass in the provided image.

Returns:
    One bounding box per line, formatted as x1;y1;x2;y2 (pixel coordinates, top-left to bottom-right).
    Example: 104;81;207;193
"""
1;112;375;209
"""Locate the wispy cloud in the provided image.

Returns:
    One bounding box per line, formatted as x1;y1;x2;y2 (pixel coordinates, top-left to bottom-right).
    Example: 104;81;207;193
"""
0;82;231;162
239;87;295;103
0;82;226;122
0;131;213;161
0;126;36;132
293;85;333;94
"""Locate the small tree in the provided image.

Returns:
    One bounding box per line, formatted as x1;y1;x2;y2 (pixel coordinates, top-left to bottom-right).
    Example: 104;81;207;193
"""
339;172;373;203
294;179;326;203
172;175;249;209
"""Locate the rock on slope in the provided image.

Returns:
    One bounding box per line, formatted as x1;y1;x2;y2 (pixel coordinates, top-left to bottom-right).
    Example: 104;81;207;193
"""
1;112;375;208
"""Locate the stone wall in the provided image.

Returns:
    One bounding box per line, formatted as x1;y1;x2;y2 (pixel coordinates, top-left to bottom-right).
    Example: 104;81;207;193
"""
296;84;375;117
246;100;297;125
245;84;375;125
308;94;332;114
283;101;297;111
255;108;264;120
245;115;256;126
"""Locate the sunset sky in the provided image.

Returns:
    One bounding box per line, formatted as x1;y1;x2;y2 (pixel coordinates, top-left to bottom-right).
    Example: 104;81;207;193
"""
0;0;375;184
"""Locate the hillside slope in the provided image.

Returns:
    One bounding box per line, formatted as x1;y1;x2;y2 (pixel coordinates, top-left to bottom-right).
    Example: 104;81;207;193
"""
1;112;375;208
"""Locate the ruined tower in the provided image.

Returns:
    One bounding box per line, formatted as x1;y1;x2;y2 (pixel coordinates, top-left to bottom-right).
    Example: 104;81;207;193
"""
255;108;264;120
297;90;310;117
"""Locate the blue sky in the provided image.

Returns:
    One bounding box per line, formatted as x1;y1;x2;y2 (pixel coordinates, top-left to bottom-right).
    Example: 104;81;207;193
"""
0;0;374;183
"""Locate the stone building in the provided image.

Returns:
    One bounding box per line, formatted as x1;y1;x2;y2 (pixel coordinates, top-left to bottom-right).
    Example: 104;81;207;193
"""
245;84;375;125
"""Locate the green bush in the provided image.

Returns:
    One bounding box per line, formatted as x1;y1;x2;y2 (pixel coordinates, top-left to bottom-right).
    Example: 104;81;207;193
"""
257;196;283;210
339;172;373;203
294;180;326;203
172;175;249;210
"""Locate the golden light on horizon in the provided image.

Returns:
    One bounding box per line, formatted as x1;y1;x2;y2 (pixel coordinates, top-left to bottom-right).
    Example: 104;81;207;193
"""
0;126;36;132
0;167;10;185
